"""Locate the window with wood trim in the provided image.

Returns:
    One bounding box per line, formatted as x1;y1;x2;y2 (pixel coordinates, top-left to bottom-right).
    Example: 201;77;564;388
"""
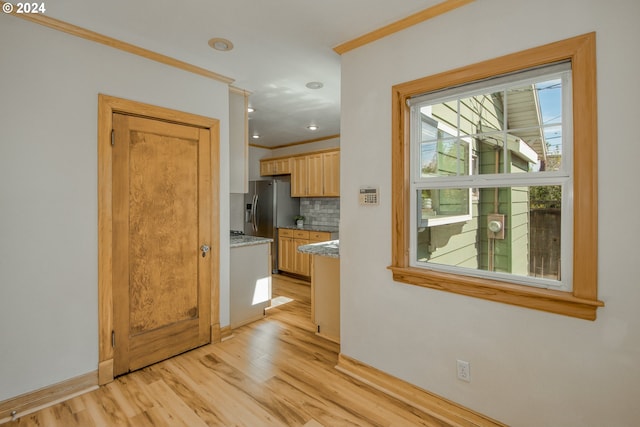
389;33;603;320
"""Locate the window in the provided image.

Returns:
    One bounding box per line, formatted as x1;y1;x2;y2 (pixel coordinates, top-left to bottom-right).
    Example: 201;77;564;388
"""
412;62;572;289
417;115;473;227
389;33;603;320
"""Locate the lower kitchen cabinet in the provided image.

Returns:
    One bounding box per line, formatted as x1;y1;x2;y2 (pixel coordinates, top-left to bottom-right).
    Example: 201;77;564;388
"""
278;228;332;277
277;231;299;274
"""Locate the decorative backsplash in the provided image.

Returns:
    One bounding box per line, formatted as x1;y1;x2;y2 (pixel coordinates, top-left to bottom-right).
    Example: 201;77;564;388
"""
300;198;340;227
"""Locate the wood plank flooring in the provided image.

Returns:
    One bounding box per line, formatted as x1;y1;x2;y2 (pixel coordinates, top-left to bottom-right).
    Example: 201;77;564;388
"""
4;275;450;427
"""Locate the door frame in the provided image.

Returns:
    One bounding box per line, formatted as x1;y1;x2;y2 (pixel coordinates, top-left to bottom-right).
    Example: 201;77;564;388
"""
97;94;221;385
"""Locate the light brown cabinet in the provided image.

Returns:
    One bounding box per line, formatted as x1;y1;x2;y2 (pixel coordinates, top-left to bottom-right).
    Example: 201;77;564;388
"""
278;229;297;274
291;150;339;197
290;156;308;197
260;149;339;197
322;151;340;197
307;153;324;196
260;157;291;176
291;153;323;197
278;228;332;276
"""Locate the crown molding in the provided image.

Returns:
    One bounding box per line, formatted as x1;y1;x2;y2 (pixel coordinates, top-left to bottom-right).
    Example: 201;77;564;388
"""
1;2;234;84
333;0;475;55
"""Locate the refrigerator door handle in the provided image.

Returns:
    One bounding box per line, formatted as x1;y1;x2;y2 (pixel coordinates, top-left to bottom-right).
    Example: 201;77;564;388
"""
252;194;258;232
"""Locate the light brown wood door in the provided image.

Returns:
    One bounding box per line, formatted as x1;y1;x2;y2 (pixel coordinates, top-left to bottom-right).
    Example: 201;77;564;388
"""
307;154;324;196
322;151;340;197
291;156;307;196
112;113;212;376
278;236;293;272
295;239;311;276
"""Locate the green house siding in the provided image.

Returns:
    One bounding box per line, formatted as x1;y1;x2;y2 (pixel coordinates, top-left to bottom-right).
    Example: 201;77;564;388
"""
417;93;533;276
433;95;505;136
417;205;479;268
509;186;530;276
471;158;531;275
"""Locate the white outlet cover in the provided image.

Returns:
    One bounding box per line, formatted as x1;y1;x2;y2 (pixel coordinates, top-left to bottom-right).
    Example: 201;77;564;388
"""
457;359;471;382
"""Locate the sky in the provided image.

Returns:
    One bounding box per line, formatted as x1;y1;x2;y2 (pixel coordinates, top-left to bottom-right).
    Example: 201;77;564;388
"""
536;78;563;155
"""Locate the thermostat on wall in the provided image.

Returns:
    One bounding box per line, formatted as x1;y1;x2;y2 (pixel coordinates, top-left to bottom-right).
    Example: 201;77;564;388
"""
359;187;379;206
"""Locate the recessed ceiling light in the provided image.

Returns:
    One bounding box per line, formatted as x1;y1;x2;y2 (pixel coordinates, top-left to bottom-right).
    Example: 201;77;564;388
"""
247;107;255;113
305;81;324;90
307;125;319;131
252;134;260;139
208;38;234;52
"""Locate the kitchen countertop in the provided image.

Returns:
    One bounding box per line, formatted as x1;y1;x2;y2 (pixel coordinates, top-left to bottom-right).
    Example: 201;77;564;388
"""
278;225;339;233
297;240;339;258
230;235;273;248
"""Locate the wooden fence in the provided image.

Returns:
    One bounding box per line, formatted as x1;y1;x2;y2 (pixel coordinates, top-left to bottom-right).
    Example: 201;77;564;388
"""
529;208;561;279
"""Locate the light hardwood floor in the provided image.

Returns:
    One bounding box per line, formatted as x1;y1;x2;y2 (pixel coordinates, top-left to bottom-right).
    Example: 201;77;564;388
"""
4;275;449;427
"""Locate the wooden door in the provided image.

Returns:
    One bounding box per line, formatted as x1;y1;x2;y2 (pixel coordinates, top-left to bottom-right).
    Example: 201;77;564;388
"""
295;239;311;276
322;151;340;197
291;156;308;196
260;159;274;176
274;158;291;174
112;113;212;376
278;236;296;273
307;154;324;196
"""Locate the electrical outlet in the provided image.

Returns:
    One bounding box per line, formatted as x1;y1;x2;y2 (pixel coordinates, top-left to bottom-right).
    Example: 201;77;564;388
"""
457;359;471;382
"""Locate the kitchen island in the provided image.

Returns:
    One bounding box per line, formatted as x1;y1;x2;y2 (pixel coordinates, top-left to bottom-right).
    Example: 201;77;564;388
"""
230;235;273;328
297;240;340;343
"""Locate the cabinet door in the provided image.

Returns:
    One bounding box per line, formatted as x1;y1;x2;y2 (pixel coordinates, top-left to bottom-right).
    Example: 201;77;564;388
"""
322;151;340;197
291;156;308;197
278;236;295;272
275;158;291;174
307;154;324;196
309;231;332;242
260;160;273;176
294;239;310;276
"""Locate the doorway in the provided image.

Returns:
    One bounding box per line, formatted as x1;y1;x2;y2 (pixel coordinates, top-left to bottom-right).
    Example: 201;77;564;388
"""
98;94;220;384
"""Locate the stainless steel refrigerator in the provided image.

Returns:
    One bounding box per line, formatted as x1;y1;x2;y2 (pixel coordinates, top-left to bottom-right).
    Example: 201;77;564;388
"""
244;177;300;273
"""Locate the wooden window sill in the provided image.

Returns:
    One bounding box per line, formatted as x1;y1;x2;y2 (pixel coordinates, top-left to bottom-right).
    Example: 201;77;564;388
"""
388;266;604;320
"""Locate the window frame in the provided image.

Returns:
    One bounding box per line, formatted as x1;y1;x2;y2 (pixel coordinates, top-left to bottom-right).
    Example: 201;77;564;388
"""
389;33;603;320
410;65;573;291
416;114;474;227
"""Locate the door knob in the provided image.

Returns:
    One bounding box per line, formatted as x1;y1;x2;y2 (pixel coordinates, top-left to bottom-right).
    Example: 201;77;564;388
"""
200;244;210;257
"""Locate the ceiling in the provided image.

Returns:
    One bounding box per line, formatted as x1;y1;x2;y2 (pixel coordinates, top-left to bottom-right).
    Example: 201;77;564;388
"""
41;0;441;148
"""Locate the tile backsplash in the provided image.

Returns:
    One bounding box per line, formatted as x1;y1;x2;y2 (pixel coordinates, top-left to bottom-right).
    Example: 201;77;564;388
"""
300;198;340;228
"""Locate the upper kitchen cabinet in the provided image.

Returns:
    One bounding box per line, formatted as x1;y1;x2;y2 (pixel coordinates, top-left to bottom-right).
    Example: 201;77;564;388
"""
229;89;249;193
260;157;291;176
260;148;340;197
291;149;340;197
292;153;322;197
322;150;340;197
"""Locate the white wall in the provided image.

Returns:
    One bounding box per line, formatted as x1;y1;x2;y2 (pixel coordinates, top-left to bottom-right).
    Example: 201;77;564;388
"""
0;16;231;401
339;1;640;426
229;193;246;231
248;146;272;181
